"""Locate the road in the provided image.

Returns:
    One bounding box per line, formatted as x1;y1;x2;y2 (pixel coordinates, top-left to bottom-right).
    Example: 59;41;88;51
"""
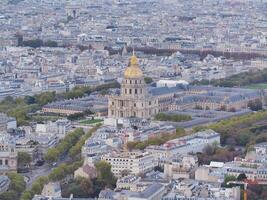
22;125;95;188
23;164;51;188
23;153;70;189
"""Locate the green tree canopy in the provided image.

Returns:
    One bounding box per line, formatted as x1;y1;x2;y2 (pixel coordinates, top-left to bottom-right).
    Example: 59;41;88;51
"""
95;161;117;188
154;113;192;122
18;152;32;168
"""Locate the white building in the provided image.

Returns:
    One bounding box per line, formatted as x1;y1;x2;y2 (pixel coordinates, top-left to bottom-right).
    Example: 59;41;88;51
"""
35;119;71;138
101;151;157;177
82;140;109;158
41;182;61;197
146;129;220;161
156;79;189;88
254;142;267;155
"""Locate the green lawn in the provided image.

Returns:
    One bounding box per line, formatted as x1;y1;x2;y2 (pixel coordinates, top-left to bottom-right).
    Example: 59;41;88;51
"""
31;115;61;122
245;83;267;89
79;119;103;125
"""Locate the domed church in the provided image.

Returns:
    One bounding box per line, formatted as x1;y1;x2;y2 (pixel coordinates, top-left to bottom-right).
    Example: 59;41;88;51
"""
108;54;158;119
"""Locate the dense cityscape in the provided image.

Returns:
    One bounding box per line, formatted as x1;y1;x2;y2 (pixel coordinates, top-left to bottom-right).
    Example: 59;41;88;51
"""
0;0;267;200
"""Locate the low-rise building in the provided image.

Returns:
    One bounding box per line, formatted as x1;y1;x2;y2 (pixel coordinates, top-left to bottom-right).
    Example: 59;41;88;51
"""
82;140;110;158
100;182;167;200
147;129;220;161
164;155;198;180
163;180;240;200
0;175;10;194
36;119;72;138
74;164;97;179
41;182;61;198
0;134;17;175
0;113;16;131
101;151;157;177
254;142;267;155
116;175;141;190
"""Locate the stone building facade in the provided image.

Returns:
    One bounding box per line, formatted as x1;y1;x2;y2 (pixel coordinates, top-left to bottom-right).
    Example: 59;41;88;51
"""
0;134;17;175
108;55;158;119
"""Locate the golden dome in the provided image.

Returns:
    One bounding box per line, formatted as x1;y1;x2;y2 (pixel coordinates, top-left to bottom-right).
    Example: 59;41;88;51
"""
124;55;143;78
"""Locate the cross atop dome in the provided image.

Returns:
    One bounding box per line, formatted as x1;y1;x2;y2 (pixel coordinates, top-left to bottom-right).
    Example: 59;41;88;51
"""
130;54;138;66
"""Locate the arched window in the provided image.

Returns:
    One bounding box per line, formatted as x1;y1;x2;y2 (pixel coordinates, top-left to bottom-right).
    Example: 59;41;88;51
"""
129;89;132;94
135;89;137;94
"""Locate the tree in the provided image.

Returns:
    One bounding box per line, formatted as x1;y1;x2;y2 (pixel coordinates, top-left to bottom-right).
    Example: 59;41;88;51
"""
195;105;203;110
31;181;43;195
0;191;18;200
223;175;236;187
248;99;263;111
229;107;236;112
0;172;26;200
95;161;117;188
203;144;216;156
20;191;32;200
18;152;32;168
44;40;58;47
23;39;44;48
48;165;67;181
154;113;192;122
64;177;94;198
237;132;251;146
144;77;153;84
237;173;247;181
120;169;131;177
44;148;59;164
24;96;36;104
7;172;26;194
154;165;164;172
220;105;227;111
35;92;56;106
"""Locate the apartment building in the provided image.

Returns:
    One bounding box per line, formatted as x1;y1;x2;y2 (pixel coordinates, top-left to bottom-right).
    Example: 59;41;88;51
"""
101;151;157;177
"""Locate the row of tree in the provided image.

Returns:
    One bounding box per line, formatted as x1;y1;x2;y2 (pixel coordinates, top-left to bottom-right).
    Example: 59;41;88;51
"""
0;81;120;126
19;39;58;48
68;124;101;159
197;144;242;165
0;173;26;200
194;110;267;148
154;113;192;122
247;99;263;111
44;128;85;164
21;124;116;199
194;68;267;87
127;128;186;150
20;126;100;200
20;161;83;200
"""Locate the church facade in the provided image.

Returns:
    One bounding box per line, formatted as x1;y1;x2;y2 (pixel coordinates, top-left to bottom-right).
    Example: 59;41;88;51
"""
108;55;158;119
